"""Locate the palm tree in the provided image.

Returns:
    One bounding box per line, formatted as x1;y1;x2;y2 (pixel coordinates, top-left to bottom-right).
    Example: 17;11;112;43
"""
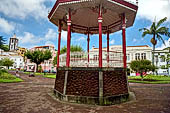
139;17;170;65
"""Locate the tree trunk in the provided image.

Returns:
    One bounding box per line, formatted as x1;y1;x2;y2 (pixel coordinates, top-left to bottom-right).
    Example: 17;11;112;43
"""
140;72;143;81
36;64;38;72
152;44;155;66
152;34;156;75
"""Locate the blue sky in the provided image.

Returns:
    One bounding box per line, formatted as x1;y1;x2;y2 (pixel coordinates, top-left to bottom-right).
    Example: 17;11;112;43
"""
0;0;170;51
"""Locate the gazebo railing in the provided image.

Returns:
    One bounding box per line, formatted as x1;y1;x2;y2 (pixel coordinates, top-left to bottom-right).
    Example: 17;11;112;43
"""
59;51;123;67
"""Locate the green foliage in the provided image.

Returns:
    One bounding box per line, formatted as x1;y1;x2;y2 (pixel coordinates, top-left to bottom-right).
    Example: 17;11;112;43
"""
25;50;52;72
0;36;6;49
0;36;9;51
53;45;84;66
0;72;16;80
43;74;56;79
128;75;170;84
0;60;3;66
0;69;23;83
0;58;14;69
38;65;43;72
139;17;170;44
139;17;170;66
161;65;167;69
130;60;156;80
60;45;84;54
1;45;9;51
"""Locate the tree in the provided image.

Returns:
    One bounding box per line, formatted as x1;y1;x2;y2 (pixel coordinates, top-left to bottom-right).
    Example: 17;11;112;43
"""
139;17;170;66
25;50;52;72
1;45;9;51
0;36;7;51
53;45;84;66
130;60;156;80
0;36;6;48
0;58;14;69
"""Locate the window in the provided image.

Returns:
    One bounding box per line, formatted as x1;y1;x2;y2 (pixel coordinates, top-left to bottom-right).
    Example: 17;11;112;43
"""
127;54;130;61
155;56;158;62
163;71;167;73
94;55;98;60
135;53;140;60
141;53;146;60
160;55;165;62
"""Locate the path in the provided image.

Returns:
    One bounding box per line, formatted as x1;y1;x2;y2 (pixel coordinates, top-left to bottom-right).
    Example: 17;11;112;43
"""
0;72;170;113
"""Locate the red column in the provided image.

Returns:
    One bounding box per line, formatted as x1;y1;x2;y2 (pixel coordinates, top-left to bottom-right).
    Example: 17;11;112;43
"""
122;13;127;68
66;9;71;67
98;6;103;68
107;30;110;66
57;20;61;68
87;32;90;64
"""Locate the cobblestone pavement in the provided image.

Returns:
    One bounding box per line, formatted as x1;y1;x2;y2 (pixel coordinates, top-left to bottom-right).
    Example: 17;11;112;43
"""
0;71;170;113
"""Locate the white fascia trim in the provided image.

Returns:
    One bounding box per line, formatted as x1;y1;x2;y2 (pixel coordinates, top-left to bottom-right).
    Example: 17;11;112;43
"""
50;0;92;20
107;0;137;12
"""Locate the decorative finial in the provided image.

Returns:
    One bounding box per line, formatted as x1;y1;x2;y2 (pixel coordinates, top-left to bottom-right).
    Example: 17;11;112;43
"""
136;0;138;5
13;33;16;38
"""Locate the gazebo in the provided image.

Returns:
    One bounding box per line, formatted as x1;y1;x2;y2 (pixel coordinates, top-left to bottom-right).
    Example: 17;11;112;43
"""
48;0;138;105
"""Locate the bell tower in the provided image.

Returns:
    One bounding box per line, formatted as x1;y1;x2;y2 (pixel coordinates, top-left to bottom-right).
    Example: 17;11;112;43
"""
9;33;18;51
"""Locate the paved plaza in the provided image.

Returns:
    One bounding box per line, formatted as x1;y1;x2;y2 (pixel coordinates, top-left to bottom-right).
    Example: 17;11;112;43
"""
0;72;170;113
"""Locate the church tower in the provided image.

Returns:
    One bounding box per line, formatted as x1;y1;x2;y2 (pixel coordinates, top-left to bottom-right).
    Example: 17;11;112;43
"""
9;34;18;51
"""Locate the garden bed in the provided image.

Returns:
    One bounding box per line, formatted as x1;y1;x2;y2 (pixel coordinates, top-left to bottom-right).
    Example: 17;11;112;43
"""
128;75;170;84
0;70;23;83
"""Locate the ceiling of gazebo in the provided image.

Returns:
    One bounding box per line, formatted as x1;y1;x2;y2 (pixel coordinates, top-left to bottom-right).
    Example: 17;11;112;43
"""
48;0;138;34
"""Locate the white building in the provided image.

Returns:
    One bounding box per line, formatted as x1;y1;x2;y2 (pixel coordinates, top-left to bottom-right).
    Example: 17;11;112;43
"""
0;49;25;69
59;45;152;71
154;48;170;75
90;45;152;67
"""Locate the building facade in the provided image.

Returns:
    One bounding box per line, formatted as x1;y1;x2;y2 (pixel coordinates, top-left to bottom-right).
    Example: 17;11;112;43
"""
90;45;152;67
0;49;25;69
26;45;56;72
58;45;152;75
154;48;170;75
17;47;27;57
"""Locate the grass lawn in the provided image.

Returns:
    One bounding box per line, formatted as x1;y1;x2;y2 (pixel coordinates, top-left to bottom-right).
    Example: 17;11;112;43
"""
23;72;56;79
23;72;44;76
128;75;170;84
0;72;23;83
43;74;56;79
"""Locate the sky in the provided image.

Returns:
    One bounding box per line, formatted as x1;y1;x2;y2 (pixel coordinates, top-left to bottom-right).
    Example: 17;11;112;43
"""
0;0;170;51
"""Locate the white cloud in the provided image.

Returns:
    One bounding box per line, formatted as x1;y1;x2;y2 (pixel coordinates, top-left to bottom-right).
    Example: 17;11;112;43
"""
61;31;68;41
45;28;57;40
0;0;51;20
17;28;58;48
77;37;86;41
137;0;170;22
18;32;43;45
156;38;170;50
45;41;54;46
110;39;115;44
133;39;137;42
0;17;15;34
